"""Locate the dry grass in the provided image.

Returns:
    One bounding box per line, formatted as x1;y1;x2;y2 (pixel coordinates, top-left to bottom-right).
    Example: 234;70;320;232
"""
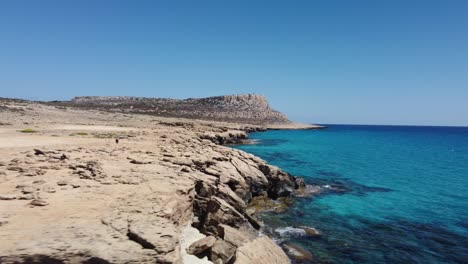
19;128;38;133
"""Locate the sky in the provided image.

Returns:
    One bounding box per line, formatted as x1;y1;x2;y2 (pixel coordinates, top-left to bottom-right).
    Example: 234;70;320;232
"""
0;0;467;126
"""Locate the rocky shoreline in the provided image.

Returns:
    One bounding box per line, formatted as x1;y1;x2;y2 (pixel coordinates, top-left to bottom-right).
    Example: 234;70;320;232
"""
0;98;320;263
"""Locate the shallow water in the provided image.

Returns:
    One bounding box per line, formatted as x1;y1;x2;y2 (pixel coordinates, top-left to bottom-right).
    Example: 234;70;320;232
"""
235;125;468;263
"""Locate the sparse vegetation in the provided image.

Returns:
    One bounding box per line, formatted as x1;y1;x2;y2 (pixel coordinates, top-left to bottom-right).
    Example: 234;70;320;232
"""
70;132;89;136
19;128;38;133
93;132;116;139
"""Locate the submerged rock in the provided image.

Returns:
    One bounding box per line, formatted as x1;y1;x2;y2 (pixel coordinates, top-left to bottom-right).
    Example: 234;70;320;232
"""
283;243;314;261
300;226;322;237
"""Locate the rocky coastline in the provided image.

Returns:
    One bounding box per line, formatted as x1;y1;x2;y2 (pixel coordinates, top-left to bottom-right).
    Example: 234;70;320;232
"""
0;97;321;263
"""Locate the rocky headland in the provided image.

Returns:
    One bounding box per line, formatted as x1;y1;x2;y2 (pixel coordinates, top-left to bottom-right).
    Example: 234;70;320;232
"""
49;94;322;129
0;96;321;263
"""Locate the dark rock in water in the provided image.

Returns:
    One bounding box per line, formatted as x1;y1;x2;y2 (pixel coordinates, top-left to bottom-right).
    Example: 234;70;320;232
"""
294;177;306;189
283;243;314;261
187;235;216;255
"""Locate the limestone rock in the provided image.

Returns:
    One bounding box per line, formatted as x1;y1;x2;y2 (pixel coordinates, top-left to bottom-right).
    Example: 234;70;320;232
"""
217;224;255;247
70;94;291;124
210;239;236;263
187;235;216;255
235;237;291;264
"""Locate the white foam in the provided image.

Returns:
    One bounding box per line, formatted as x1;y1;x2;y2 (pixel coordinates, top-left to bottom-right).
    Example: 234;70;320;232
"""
275;226;307;237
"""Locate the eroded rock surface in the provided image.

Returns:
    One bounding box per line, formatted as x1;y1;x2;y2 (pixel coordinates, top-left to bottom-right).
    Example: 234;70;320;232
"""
0;98;313;263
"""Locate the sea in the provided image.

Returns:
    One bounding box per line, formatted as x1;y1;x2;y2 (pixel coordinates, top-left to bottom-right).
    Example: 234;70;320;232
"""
234;125;468;264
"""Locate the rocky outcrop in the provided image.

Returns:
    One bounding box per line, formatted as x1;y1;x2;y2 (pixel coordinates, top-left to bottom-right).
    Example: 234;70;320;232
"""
185;132;300;263
0;99;307;264
63;94;291;124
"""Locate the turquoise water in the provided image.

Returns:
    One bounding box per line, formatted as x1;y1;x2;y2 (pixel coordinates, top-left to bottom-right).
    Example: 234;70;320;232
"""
235;125;468;263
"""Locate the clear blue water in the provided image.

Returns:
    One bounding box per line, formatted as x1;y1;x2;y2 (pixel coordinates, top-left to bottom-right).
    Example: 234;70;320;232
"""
235;125;468;264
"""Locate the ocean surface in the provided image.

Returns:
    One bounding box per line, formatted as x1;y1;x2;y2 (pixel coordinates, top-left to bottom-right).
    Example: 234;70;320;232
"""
235;125;468;264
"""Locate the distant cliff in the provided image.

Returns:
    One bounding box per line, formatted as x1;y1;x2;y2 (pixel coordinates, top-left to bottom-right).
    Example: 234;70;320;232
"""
67;94;291;124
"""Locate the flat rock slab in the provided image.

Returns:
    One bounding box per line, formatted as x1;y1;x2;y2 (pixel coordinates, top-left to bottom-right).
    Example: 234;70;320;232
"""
235;237;291;264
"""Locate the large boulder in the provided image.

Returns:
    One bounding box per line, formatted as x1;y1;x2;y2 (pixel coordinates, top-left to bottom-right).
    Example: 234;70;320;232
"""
187;236;216;255
234;237;291;264
210;239;237;263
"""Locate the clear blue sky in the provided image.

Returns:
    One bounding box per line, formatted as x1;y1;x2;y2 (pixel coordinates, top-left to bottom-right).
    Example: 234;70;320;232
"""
1;0;467;126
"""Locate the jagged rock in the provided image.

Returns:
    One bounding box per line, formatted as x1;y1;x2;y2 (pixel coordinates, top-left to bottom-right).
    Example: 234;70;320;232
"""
210;239;236;263
230;156;269;194
187;235;216;255
217;224;255;247
203;197;247;234
294;177;306;188
258;164;295;199
34;149;46;156
245;213;262;230
217;184;246;213
235;237;291;264
0;97;307;264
